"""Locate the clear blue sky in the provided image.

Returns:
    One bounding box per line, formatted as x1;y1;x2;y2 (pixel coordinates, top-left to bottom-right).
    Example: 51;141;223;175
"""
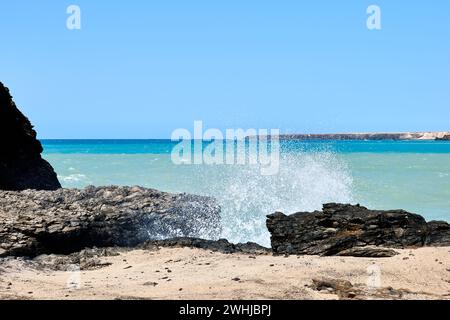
1;1;449;138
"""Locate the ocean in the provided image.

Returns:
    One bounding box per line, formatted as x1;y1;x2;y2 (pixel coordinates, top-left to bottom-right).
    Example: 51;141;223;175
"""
42;140;450;247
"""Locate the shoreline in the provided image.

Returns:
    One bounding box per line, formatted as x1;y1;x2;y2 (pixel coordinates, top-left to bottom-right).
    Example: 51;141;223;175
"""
1;246;449;300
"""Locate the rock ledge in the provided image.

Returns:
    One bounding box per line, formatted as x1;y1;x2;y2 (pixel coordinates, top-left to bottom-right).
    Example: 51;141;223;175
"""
267;203;450;256
0;186;221;257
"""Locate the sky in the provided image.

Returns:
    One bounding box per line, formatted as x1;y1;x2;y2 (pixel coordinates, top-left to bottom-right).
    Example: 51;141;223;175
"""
1;1;449;138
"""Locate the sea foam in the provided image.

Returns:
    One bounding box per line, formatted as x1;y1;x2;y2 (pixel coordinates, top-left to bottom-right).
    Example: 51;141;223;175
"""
197;152;354;246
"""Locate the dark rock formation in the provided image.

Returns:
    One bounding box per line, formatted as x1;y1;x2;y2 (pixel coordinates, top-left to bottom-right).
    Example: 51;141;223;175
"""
139;237;270;255
0;82;61;191
267;203;450;256
0;186;221;257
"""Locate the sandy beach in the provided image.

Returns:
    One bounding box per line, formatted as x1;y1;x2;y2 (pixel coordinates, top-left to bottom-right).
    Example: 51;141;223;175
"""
1;1;450;309
1;246;449;300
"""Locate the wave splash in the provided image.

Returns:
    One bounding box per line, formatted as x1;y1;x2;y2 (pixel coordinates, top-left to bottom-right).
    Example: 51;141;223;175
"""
203;152;354;247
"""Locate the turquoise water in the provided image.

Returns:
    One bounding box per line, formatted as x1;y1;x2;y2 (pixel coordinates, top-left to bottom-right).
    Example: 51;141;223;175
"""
42;140;450;246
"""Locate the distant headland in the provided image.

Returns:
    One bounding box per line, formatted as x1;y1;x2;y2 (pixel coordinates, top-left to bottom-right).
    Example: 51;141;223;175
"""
255;132;450;141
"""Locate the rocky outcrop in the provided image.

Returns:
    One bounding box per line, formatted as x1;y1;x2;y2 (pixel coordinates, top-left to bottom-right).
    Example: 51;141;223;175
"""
0;82;61;191
267;203;450;256
0;186;221;257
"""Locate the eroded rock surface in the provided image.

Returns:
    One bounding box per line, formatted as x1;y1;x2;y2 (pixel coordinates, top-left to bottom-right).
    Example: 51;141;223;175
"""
267;203;450;256
0;186;221;257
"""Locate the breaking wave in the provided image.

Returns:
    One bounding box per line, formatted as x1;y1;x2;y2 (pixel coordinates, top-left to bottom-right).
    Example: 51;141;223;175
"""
200;152;354;247
59;173;87;183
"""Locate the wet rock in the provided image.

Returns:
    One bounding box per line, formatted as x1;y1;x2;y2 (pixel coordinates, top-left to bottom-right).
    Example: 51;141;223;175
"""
267;203;450;256
0;186;221;257
0;82;61;191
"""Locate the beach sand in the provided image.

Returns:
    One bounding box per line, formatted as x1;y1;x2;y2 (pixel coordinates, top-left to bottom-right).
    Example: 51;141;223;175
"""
0;246;449;300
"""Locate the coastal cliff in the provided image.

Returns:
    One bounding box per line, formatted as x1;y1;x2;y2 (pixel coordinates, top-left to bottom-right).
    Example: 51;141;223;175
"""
0;82;61;191
269;132;450;141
